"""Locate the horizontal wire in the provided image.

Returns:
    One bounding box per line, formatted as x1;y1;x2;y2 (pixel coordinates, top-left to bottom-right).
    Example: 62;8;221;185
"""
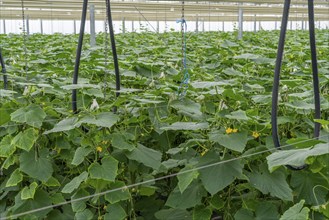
1;134;328;220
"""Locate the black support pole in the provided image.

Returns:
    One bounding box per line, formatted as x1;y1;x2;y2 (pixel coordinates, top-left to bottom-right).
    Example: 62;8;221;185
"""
272;0;291;152
272;0;321;171
105;0;121;98
72;0;88;114
0;49;8;89
307;0;321;138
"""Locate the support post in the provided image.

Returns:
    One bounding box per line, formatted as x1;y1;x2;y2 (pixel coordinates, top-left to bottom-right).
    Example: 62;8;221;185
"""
222;21;224;31
132;20;134;32
202;20;205;32
196;16;199;33
290;20;293;30
40;19;43;34
122;17;125;34
89;4;96;47
74;20;77;34
3;20;6;34
156;20;159;33
26;15;30;36
275;20;278;30
238;6;243;39
254;15;257;32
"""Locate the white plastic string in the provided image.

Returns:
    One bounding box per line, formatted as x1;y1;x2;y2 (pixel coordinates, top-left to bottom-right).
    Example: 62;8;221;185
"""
1;135;328;220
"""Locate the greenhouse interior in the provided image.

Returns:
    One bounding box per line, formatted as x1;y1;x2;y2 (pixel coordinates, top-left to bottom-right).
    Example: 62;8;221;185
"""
0;0;328;219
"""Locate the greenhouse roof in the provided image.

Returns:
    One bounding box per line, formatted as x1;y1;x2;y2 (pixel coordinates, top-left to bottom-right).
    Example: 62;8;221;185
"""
0;0;328;21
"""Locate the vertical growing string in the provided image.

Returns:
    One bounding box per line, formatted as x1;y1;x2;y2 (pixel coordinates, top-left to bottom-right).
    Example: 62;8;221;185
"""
177;1;189;98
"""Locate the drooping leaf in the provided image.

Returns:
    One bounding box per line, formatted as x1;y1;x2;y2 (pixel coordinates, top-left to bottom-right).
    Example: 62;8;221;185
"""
11;104;46;128
88;156;118;182
71;189;89;212
155;209;191;220
71;147;92;166
111;133;135;151
104;203;127;220
77;112;119;128
280;200;309;220
198;153;244;195
247;165;293;201
19;149;53;182
170;98;203;119
290;172;328;205
267;143;329;171
0;135;15;158
209;131;248;152
44;117;79;134
166;181;206;209
161;122;209;131
177;167;199;193
21;182;38;200
193;206;212;220
62;171;88;194
6;169;23;187
225;110;249;120
11;189;52;218
75;209;94;220
11;128;38;152
104;181;131;204
126;144;162;170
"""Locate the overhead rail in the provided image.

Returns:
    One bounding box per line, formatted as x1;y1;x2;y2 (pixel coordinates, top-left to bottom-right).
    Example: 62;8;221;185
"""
0;0;328;21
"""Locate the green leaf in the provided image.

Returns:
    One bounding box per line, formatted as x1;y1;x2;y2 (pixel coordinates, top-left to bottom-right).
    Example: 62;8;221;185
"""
75;209;94;220
247;165;293;201
11;189;52;218
6;169;23;187
44;176;61;187
177;167;199;193
71;189;89;212
0;135;16;158
62;171;88;194
11;128;38;152
267;143;329;171
139;186;157;196
254;202;279;220
105;181;131;204
280;200;309;220
234;208;254;220
166;181;206;209
44;117;79;134
71;147;92;166
291;172;328;205
198;154;244;195
111;133;135;151
155;209;191;220
20;149;53;182
286;138;325;148
21;182;38;200
225;110;249;120
191;81;230;89
161;122;209;131
88;156;118;182
170;98;203;119
104;203;127;220
193;206;212;220
11;104;46;128
209;131;248;152
126;144;162;169
77;112;119;128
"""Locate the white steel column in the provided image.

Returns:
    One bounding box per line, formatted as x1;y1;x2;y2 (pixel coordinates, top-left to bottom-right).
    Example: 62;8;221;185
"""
238;5;243;39
89;4;96;47
40;19;43;34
